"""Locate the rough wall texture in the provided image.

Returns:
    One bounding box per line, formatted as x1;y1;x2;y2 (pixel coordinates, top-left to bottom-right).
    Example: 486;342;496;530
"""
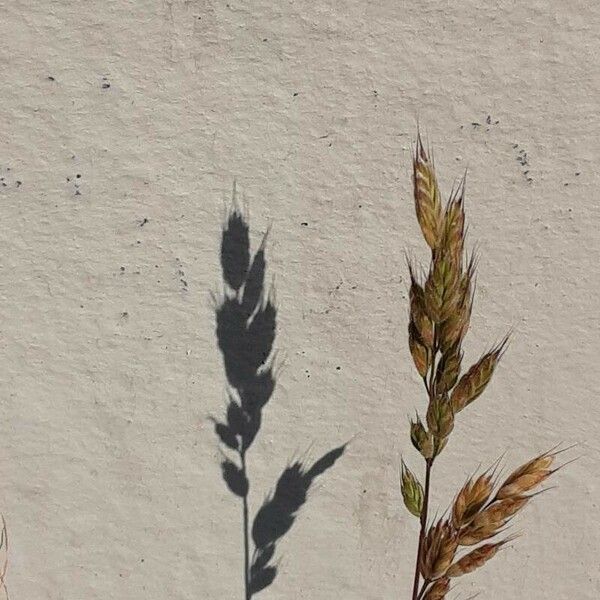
0;1;598;598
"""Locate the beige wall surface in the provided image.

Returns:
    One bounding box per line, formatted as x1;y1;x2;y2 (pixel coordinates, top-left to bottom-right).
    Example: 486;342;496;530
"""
1;1;599;598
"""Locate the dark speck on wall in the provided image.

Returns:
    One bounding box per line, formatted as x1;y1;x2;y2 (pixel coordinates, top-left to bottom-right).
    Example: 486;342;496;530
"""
293;92;298;97
139;218;149;227
301;222;308;226
48;76;55;81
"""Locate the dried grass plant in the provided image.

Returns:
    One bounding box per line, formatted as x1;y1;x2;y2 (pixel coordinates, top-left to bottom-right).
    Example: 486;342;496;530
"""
402;134;566;599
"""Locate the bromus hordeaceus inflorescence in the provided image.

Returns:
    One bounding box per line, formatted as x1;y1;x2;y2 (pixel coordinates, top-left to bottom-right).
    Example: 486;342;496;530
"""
403;134;565;600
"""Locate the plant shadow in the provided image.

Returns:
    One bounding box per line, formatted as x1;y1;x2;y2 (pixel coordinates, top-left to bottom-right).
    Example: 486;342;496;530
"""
212;201;345;598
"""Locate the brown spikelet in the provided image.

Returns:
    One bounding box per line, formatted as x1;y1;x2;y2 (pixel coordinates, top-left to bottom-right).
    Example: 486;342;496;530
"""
426;394;454;440
411;415;434;460
424;251;461;324
458;495;530;546
438;256;474;353
435;344;463;394
450;336;508;412
458;521;502;546
452;474;494;529
496;452;555;500
446;539;511;578
409;264;435;349
409;322;430;378
419;520;459;581
423;576;450;600
413;135;443;250
441;182;466;267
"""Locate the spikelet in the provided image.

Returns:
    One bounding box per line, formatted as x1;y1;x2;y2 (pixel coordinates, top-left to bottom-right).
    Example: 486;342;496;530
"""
426;394;454;440
409;322;430;378
450;336;508;412
440;181;466;268
496;451;555;500
424;250;461;324
409;264;435;349
435;344;463;394
423;577;450;600
446;539;512;578
419;520;458;581
438;255;474;353
401;461;424;518
457;521;502;547
413;135;443;250
458;496;529;546
411;415;434;460
452;474;494;529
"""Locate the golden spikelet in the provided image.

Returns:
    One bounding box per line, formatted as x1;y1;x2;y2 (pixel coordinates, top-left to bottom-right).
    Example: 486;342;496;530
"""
409;265;435;349
457;496;529;546
496;451;555;500
457;521;502;547
423;577;450;600
424;251;461;324
441;183;465;268
438;256;474;353
435;344;463;394
446;539;512;578
452;474;494;529
413;135;443;250
450;336;509;413
409;322;430;378
419;520;458;581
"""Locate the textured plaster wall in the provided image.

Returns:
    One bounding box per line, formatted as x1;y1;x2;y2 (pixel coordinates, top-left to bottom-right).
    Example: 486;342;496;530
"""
0;1;599;598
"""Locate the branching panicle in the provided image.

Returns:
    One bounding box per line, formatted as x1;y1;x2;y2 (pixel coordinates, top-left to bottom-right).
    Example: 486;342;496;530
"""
405;135;564;599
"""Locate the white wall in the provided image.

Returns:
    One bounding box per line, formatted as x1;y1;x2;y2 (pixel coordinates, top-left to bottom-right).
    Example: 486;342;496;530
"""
0;1;598;598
